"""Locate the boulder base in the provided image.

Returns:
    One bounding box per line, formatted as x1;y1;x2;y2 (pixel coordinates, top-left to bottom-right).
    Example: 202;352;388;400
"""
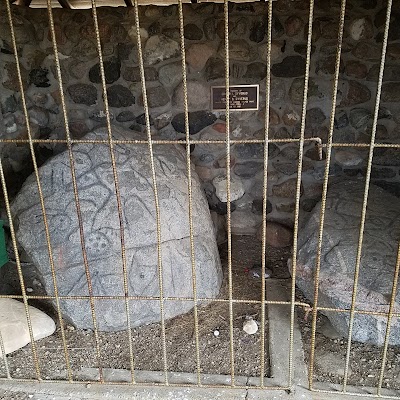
12;127;222;331
294;180;400;345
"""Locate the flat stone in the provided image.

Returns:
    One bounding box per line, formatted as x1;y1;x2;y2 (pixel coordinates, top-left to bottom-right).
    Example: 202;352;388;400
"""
315;352;351;377
249;20;266;43
121;66;158;82
106;85;135;108
272;162;298;176
0;298;56;356
173;81;209;110
154;112;172;130
340;81;371;107
186;43;215;72
89;57;121;84
141;85;169;108
230;211;261;236
334;150;365;167
272;178;303;198
203;18;216;40
256;221;293;248
172;111;216;135
29;68;50;88
349;108;372;129
144;35;180;65
334;112;349;129
349;17;374;40
258;40;284;62
218;39;253;62
116;111;136;123
306;108;326;126
251;198;272;215
67;84;97;106
11;127;222;331
346;60;368;79
158;62;183;87
28;106;49;127
285;15;304;37
3;62;28;92
233;161;264;178
213;175;245;202
295;180;400;345
272;56;306;78
316;56;345;75
184;24;203;40
235;143;264;160
204;57;224;81
244;63;267;81
282;107;301;126
352;41;382;61
382;83;400;102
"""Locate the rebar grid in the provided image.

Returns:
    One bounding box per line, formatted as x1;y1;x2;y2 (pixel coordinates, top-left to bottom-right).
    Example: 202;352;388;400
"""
0;0;400;398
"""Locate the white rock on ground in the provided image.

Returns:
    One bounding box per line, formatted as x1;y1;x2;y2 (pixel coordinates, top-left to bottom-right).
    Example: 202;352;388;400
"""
0;298;55;356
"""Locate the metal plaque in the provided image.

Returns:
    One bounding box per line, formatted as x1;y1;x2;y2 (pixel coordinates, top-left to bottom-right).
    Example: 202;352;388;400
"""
211;84;259;111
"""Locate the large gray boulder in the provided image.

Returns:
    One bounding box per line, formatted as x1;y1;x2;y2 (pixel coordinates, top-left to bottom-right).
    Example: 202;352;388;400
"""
12;127;222;331
295;180;400;345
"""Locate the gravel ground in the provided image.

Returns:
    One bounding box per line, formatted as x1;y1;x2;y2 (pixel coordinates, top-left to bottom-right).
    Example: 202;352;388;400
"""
0;236;292;383
297;291;400;391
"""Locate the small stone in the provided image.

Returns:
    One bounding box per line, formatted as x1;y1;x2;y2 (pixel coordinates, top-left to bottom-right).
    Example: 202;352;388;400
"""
230;211;261;236
212;123;226;133
251;198;272;215
122;66;158;82
249;20;266;43
276;202;296;213
68;84;97;106
158;62;183;87
69;120;89;139
352;41;382;61
257;221;293;248
349;108;372;129
213;175;245;202
373;148;400;166
316;352;351;377
141;85;169;108
106;85;135;108
243;318;258;335
293;43;316;55
346;60;368;79
340;81;371;107
272;56;306;78
316;56;344;75
89;57;121;84
173;81;209;110
335;150;364;167
184;24;203;40
204;57;225;81
29;107;49;127
244;63;267;81
203;18;216;40
218;39;253;62
282;108;301;126
154;112;172;130
270;79;286;102
301;198;319;212
273;162;298;176
371;167;396;179
172;111;216;135
186;43;215;72
89;109;114;123
268;108;280;125
148;21;161;36
272;178;303;198
234;18;248;36
334;112;349;129
233;162;263;178
162;27;180;40
144;35;180;65
306;108;326;126
382;83;400;102
2;95;18;114
271;15;285;38
349;17;374;40
117;43;135;61
235;143;263;160
29;68;50;88
258;40;284;62
3;62;28;92
0;298;55;356
116;111;136;122
285;16;304;37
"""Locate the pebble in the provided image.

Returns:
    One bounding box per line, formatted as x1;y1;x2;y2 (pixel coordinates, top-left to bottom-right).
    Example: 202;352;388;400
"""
243;318;258;335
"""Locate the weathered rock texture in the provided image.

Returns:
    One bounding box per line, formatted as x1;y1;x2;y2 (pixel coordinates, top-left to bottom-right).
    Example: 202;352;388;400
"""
11;127;222;331
295;180;400;345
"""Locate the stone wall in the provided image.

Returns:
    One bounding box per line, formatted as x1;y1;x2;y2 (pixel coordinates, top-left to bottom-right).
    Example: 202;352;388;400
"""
1;0;400;236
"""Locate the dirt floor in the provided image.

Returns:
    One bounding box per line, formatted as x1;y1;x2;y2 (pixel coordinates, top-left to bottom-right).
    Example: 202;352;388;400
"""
0;236;291;382
1;235;399;392
297;290;400;391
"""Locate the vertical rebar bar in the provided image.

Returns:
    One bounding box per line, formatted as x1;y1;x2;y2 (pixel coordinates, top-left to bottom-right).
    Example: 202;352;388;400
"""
342;0;392;391
308;0;347;390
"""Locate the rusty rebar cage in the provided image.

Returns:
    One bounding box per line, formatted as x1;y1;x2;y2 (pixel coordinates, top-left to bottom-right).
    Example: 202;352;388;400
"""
0;0;399;398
